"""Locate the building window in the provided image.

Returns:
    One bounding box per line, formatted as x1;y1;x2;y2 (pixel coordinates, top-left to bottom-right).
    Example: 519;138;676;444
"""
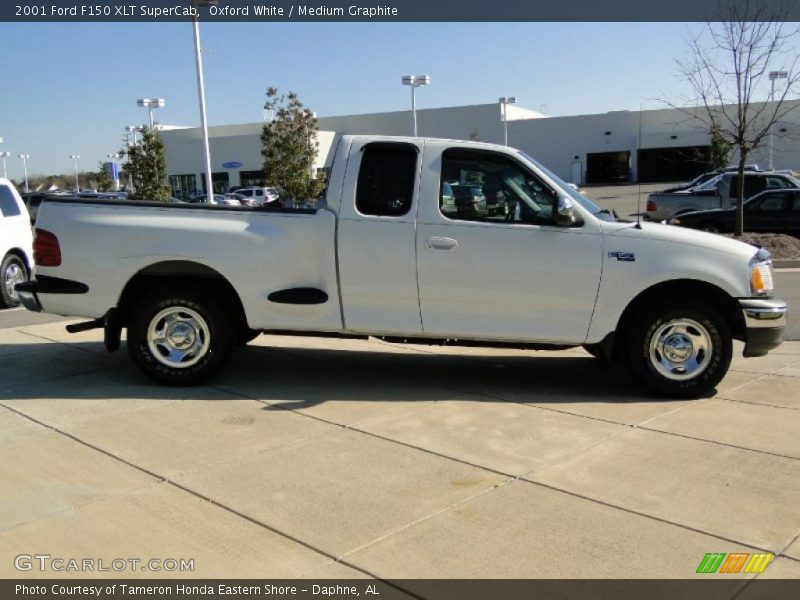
239;170;266;187
201;172;230;194
169;174;197;200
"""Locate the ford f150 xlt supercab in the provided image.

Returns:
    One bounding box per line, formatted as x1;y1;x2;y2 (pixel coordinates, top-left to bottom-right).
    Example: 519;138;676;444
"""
17;136;787;398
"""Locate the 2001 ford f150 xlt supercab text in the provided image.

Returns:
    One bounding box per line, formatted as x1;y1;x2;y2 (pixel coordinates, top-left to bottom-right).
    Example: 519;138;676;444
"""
17;136;787;398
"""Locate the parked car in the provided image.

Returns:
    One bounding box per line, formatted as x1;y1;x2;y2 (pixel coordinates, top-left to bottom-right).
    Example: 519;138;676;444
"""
440;182;457;215
18;135;786;398
192;194;241;206
661;165;761;193
233;186;280;206
670;189;800;234
0;179;33;308
451;184;488;218
646;171;800;221
227;192;255;206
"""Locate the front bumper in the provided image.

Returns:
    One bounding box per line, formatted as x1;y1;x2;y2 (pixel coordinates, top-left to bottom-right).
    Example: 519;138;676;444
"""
739;298;787;357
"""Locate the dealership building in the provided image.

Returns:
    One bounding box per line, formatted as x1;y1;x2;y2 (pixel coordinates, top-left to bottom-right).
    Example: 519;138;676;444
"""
160;100;800;198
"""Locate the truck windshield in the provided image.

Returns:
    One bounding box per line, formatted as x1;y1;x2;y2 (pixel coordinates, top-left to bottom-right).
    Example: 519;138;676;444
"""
692;174;722;192
516;151;605;217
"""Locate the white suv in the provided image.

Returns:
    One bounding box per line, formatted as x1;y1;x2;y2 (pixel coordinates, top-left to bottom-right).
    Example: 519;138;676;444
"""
0;179;34;307
234;186;280;206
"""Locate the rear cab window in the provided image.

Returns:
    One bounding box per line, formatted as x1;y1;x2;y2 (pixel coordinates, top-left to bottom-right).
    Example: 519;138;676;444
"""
355;144;418;217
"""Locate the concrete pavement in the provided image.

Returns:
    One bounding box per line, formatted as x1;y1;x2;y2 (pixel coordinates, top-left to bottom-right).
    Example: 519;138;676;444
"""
0;320;799;588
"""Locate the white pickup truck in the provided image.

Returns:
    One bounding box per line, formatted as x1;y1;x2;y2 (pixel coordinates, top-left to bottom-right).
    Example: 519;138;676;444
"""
17;136;787;398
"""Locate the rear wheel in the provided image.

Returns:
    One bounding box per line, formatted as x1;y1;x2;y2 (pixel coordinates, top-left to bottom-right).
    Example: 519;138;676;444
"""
625;303;732;398
699;221;722;233
0;254;28;308
127;289;234;385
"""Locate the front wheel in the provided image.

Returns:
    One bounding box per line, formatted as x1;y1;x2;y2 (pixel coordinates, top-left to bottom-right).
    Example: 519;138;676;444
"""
1;254;28;308
127;289;234;385
625;303;732;399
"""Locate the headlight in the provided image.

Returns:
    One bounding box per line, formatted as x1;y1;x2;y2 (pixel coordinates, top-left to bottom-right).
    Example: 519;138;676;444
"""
670;217;681;225
749;249;774;296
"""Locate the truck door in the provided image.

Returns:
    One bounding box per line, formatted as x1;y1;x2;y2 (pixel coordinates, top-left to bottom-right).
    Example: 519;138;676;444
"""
336;140;423;334
415;145;603;343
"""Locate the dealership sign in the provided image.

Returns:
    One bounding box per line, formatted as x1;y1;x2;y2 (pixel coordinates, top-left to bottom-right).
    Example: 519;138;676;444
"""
222;161;242;169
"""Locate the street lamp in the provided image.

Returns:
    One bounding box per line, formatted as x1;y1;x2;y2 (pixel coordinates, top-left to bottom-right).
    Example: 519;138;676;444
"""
18;154;30;192
69;154;80;192
136;98;165;130
125;125;140;146
401;75;430;137
768;70;789;171
499;96;517;146
0;152;10;179
192;0;217;199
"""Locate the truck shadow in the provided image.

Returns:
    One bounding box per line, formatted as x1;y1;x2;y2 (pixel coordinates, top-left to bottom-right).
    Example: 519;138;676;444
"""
0;340;700;405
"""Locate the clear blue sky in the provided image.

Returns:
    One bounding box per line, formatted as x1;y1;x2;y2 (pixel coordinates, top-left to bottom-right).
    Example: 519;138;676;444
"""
1;21;707;179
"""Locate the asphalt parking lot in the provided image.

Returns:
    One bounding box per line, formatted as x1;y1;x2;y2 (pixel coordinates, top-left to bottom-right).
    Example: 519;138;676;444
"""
1;317;799;587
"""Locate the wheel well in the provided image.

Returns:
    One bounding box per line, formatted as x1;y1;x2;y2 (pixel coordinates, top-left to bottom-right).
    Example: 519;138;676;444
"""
612;279;745;360
117;261;248;331
4;248;31;272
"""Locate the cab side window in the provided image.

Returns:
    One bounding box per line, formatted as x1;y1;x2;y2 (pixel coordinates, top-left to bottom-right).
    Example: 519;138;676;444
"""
0;185;21;218
355;144;417;217
439;149;557;225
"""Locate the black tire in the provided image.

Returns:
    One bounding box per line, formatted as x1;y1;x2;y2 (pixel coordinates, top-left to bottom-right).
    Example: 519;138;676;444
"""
0;254;28;309
127;288;235;385
624;303;732;399
698;221;722;234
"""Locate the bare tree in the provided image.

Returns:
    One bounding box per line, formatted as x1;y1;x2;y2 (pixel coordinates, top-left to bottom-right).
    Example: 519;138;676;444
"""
675;0;800;235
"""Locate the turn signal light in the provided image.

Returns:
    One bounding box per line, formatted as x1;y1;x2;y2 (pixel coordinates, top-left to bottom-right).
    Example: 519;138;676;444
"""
33;228;61;267
646;199;657;212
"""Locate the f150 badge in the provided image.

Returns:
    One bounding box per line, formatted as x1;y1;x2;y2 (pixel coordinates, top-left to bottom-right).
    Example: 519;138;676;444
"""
608;251;636;262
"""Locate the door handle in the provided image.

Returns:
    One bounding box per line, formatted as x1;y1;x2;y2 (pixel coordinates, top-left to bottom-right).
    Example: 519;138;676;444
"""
425;236;459;252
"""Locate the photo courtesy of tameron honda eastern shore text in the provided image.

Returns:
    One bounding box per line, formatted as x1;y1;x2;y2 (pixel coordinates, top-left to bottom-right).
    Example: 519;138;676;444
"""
14;136;787;398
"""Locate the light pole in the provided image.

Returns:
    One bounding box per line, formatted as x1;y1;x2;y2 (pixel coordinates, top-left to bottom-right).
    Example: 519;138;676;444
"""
18;154;30;192
70;154;80;192
0;152;9;179
499;96;517;146
768;70;788;171
401;75;430;137
192;1;217;199
136;98;165;130
126;125;140;145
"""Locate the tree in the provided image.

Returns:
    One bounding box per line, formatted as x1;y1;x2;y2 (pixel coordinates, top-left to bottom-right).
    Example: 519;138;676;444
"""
126;126;171;201
709;124;733;171
468;127;481;141
95;162;114;191
260;88;324;204
674;0;800;236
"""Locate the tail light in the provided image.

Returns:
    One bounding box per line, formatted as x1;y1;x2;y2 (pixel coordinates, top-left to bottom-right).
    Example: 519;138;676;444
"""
33;228;61;267
646;199;657;212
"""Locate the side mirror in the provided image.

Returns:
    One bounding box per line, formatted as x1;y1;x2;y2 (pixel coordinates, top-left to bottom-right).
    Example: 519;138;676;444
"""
553;195;582;227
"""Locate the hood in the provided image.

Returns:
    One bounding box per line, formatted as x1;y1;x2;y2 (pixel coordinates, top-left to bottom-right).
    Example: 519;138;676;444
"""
602;221;759;261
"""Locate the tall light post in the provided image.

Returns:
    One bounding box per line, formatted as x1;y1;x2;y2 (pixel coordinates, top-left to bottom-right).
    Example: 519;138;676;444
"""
136;98;165;130
69;154;80;192
768;70;789;171
192;1;217;199
0;152;10;179
401;75;430;137
499;96;517;146
18;154;30;192
126;125;140;145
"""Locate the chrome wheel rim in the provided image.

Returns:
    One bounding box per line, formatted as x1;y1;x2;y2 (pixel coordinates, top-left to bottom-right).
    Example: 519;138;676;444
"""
146;307;210;369
4;262;24;301
648;318;713;381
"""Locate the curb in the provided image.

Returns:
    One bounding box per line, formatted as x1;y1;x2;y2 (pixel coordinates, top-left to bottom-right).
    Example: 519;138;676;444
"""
774;260;800;269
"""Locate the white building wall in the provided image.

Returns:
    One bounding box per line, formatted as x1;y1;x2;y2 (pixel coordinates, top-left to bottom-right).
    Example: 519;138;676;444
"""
161;101;800;190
